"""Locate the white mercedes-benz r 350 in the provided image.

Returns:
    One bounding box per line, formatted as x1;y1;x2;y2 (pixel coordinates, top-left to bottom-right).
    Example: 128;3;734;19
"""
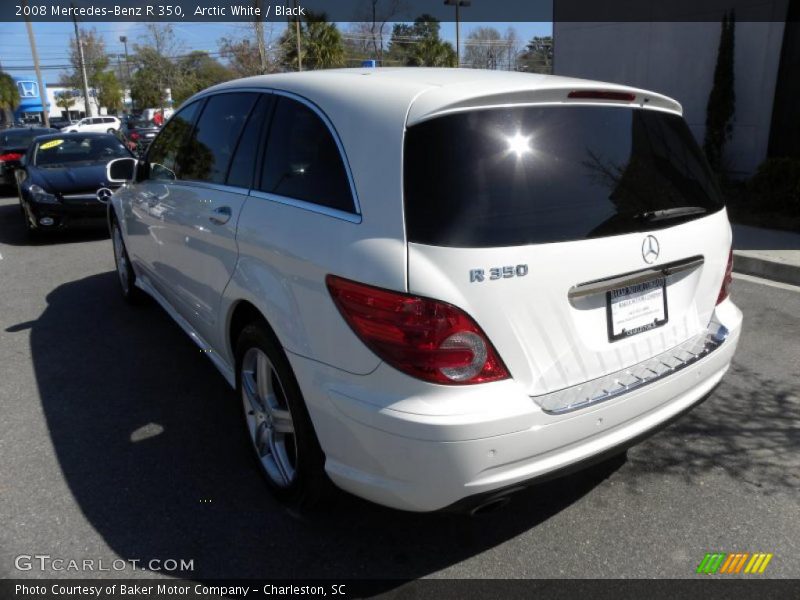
106;68;742;513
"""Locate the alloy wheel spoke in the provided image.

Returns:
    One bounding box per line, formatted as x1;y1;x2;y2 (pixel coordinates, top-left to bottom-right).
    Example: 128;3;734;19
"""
268;431;291;486
243;371;263;415
256;352;271;403
255;422;270;458
270;408;294;434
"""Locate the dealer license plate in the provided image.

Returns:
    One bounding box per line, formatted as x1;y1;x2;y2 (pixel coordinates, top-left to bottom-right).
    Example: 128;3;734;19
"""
607;278;668;341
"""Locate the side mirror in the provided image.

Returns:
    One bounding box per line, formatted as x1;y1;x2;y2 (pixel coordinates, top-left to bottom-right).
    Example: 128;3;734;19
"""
107;157;137;183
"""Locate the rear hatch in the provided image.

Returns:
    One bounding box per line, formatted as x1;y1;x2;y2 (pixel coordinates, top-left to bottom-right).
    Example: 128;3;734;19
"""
403;99;731;398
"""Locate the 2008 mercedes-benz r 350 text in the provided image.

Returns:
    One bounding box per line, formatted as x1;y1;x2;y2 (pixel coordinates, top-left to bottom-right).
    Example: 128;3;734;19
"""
105;69;742;513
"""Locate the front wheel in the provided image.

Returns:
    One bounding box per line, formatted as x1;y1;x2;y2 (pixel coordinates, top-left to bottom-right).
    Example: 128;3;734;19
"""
107;128;115;133
111;218;142;304
236;323;329;508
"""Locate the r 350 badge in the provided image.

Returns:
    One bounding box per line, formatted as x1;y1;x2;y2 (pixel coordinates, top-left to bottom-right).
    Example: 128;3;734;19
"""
470;265;529;283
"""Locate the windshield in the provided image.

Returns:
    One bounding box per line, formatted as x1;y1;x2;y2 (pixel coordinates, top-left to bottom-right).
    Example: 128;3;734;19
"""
33;136;130;167
404;105;723;247
1;130;50;148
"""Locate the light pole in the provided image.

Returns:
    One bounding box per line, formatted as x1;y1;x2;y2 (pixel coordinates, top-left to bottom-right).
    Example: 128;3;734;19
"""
443;0;471;67
119;35;132;112
293;0;302;71
23;3;49;127
71;4;93;118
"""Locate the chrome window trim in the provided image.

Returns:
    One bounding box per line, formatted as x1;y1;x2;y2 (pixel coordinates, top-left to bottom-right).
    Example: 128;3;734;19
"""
185;86;362;217
248;189;362;224
170;180;251;197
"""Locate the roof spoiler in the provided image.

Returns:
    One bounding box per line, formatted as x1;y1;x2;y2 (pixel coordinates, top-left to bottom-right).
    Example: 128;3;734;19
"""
407;82;682;126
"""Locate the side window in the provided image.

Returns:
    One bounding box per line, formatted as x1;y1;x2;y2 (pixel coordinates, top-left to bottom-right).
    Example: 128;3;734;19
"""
226;94;272;189
259;96;355;213
179;93;258;184
147;101;202;181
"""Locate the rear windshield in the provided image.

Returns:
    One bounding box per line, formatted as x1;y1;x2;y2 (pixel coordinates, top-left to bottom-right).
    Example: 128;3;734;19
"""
404;105;723;247
1;129;51;148
128;120;157;129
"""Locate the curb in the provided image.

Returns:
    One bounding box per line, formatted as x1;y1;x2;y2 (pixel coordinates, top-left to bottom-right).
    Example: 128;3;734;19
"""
733;252;800;287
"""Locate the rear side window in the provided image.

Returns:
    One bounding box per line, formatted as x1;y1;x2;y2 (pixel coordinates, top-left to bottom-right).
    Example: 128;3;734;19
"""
147;101;201;181
259;96;354;213
227;94;272;188
404;105;723;247
180;92;259;184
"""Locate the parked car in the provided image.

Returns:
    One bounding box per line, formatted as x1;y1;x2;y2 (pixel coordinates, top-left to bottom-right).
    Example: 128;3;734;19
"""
121;119;161;155
17;132;132;236
48;117;71;130
63;116;121;133
105;69;742;513
0;126;58;187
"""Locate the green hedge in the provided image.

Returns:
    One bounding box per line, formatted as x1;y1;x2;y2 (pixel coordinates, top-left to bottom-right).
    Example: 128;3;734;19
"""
747;158;800;216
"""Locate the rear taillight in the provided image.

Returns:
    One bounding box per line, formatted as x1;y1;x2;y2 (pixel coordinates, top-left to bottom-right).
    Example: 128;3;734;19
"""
716;249;733;305
0;152;23;162
567;90;636;102
326;275;509;385
129;132;140;140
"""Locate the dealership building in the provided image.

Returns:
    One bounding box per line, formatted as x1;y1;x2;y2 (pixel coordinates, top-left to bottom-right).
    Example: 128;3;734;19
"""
554;2;798;177
6;75;50;123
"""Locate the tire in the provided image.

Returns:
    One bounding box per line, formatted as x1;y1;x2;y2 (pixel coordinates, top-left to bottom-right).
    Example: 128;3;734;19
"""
110;217;143;304
24;216;40;240
107;128;115;133
236;322;329;508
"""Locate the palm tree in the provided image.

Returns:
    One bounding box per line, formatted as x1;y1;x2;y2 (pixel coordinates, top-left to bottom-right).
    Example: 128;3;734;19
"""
55;90;77;118
411;37;457;67
0;72;20;127
282;12;345;70
305;17;345;69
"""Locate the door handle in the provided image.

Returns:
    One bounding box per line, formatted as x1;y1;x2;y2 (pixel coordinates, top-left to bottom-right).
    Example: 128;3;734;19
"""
209;206;232;225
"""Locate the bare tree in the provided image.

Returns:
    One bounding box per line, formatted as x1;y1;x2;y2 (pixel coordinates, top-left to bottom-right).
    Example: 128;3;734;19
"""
355;0;406;63
463;27;520;70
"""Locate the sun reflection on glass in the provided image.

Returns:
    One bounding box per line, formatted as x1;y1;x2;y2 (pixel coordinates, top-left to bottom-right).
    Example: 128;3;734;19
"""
506;132;532;158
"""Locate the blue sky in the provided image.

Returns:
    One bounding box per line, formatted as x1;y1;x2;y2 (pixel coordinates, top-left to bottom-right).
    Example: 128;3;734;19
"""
0;21;552;84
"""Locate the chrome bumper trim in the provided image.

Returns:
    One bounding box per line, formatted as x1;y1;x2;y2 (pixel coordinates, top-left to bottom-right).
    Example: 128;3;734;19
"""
532;324;728;414
568;255;704;299
62;193;99;201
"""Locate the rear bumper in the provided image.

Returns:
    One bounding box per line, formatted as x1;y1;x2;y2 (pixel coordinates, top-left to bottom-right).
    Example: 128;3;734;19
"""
289;300;742;512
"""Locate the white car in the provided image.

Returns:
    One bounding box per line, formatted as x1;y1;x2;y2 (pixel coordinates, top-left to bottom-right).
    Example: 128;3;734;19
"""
106;68;742;513
65;116;121;133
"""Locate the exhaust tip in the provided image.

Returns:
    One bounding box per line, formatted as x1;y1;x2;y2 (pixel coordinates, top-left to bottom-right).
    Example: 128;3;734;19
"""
469;496;511;516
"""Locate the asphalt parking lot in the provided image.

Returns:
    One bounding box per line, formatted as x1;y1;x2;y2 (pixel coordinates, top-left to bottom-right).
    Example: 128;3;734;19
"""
0;193;798;581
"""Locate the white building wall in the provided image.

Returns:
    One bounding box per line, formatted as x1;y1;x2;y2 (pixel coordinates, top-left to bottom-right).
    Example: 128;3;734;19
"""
554;21;786;176
46;86;100;119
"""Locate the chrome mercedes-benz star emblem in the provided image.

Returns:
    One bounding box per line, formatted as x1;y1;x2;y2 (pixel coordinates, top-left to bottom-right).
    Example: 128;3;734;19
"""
642;235;660;264
96;187;113;203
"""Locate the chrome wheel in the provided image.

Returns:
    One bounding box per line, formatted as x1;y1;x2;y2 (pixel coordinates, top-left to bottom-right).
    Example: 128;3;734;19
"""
112;225;130;294
241;347;297;488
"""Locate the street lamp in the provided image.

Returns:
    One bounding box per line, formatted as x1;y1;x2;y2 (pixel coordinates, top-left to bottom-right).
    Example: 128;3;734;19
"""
443;0;471;67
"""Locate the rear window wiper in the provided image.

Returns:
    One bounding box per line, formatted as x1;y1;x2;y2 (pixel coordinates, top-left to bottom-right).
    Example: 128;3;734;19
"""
634;206;708;222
